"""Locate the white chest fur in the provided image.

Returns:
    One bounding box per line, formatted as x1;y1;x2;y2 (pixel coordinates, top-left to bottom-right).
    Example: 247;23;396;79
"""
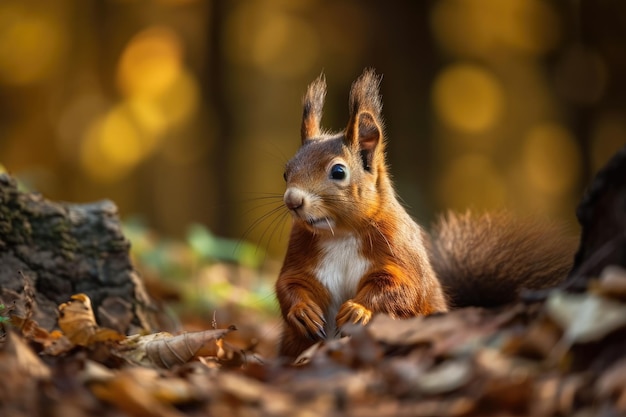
314;234;371;337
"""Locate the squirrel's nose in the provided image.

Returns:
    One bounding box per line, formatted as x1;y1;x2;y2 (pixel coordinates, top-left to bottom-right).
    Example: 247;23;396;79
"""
284;188;305;211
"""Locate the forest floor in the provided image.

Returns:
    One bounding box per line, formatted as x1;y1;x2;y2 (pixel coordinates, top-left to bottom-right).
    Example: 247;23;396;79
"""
3;230;626;417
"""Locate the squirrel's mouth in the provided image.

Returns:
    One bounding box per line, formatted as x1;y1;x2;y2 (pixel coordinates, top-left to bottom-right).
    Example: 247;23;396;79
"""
307;217;335;231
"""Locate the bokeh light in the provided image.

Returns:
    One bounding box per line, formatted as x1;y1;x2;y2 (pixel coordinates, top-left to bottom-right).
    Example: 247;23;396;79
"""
522;123;581;196
0;4;66;85
80;104;147;183
437;153;507;211
76;25;200;184
117;26;183;100
431;0;560;58
225;2;320;77
432;64;503;134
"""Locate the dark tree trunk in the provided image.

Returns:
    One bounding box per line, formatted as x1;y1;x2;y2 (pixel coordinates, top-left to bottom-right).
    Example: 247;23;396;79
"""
567;144;626;289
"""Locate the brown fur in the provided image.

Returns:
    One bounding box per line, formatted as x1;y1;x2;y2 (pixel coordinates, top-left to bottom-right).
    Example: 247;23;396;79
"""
428;211;577;308
276;69;575;359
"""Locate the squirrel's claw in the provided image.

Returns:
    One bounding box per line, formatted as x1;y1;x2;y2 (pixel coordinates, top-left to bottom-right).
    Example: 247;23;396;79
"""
287;301;327;341
336;300;373;329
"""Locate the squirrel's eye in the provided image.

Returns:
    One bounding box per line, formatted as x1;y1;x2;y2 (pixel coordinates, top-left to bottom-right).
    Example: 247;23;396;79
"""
329;164;348;181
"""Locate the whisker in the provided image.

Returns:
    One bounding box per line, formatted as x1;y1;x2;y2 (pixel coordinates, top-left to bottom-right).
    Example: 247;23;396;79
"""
257;207;290;251
238;204;286;249
278;210;290;242
241;199;285;217
373;221;395;258
238;191;284;198
263;211;291;252
325;218;335;237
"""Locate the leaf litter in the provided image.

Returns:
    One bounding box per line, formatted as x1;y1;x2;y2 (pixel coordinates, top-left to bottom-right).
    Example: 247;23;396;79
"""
2;268;626;416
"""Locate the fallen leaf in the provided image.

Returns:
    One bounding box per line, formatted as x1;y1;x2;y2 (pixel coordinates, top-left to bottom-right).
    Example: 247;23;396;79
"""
502;316;562;360
58;293;125;346
10;314;52;343
9;314;75;355
118;327;237;369
217;372;294;415
1;331;51;379
479;374;533;413
90;368;187;417
42;330;75;356
597;358;626;411
546;291;626;344
0;331;51;414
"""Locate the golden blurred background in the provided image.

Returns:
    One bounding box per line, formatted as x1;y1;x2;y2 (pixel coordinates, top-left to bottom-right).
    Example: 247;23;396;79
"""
1;0;624;258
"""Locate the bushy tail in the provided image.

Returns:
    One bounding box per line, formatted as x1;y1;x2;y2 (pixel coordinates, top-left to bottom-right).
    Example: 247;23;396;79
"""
427;211;578;308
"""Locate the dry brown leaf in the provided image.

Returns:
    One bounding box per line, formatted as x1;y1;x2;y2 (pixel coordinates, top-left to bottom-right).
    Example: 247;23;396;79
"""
532;374;588;416
10;314;51;343
42;330;75;356
479;374;533;413
58;293;125;346
367;314;444;346
118;327;237;369
218;372;293;414
0;331;51;414
214;334;246;367
1;331;51;380
90;368;187;417
475;348;538;379
502;316;562;360
9;314;74;355
597;358;626;411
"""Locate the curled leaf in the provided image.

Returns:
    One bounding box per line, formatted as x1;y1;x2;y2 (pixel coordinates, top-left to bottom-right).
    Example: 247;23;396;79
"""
118;327;237;369
58;293;125;346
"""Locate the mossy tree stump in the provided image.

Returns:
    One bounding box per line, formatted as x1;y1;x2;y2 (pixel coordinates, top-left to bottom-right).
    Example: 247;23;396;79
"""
0;174;162;333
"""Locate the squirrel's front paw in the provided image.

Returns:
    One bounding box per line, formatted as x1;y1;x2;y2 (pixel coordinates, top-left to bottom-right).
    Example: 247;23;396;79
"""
287;301;327;340
336;300;372;329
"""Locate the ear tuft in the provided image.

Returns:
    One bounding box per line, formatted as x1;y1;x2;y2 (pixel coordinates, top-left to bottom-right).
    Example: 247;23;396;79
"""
349;68;383;120
301;73;327;143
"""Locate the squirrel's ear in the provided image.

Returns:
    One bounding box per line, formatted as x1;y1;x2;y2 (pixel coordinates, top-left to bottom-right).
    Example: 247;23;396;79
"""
348;111;381;171
301;73;326;143
346;69;384;171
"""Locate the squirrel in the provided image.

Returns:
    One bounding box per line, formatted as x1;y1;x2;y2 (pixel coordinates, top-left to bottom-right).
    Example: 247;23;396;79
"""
275;69;577;359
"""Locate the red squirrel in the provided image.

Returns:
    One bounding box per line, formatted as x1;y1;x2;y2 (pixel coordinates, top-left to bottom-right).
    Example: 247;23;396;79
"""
275;69;576;359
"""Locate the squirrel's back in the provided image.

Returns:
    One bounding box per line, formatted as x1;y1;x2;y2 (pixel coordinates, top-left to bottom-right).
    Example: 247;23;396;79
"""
428;211;577;308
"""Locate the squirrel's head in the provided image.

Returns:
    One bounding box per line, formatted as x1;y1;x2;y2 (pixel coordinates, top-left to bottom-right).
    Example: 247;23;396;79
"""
283;69;390;235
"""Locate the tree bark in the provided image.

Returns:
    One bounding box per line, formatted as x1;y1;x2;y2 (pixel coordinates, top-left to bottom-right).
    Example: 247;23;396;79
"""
0;174;163;333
